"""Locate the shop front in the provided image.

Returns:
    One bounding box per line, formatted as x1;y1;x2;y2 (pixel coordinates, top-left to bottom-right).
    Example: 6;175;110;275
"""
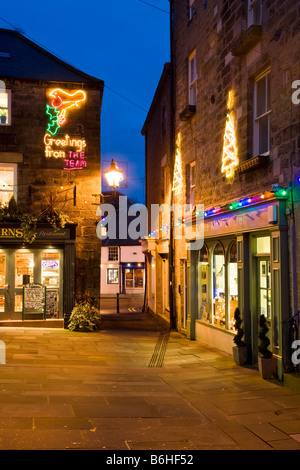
186;197;290;380
0;223;76;325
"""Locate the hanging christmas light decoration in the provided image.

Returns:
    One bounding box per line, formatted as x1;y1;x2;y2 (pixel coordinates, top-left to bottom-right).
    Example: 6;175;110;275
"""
221;91;239;179
172;132;183;196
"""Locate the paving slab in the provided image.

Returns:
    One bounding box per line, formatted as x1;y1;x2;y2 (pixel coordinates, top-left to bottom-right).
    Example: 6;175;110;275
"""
1;316;300;450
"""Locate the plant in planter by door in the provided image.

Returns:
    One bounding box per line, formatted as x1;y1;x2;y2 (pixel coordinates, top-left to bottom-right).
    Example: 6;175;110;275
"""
258;314;275;379
232;308;248;365
68;302;101;332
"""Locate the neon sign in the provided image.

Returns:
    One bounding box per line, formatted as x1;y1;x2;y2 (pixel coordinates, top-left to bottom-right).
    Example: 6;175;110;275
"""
46;89;86;136
221;91;239;179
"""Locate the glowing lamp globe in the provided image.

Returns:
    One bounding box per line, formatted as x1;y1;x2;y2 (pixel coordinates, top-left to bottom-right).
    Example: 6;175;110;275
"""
104;159;123;190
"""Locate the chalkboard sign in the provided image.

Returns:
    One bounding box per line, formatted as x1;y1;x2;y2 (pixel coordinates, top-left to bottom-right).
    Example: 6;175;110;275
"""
23;284;46;320
46;289;58;319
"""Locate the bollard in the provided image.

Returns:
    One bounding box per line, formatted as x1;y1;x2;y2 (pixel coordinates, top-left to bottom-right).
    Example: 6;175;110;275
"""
117;293;119;314
0;340;6;364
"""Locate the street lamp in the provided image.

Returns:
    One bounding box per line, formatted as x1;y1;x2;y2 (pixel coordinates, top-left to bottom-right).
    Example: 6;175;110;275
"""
104;159;123;195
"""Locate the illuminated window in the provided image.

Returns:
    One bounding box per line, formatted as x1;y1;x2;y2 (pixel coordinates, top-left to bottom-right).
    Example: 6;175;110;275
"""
0;90;10;126
248;0;262;27
228;242;238;331
15;252;34;288
0;253;5;289
254;71;271;156
107;268;119;284
42;252;60;287
0;164;17;207
189;0;196;20
198;245;209;321
108;246;118;261
212;242;225;328
188;51;197;106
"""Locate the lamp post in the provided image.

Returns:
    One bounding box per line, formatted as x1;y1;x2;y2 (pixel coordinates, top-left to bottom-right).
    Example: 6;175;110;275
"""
103;159;124;196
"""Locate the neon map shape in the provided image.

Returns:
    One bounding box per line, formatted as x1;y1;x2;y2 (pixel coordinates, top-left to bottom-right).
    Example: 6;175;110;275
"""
46;89;87;135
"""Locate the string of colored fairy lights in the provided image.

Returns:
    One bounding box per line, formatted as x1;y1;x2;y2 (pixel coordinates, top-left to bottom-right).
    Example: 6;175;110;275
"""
147;179;300;237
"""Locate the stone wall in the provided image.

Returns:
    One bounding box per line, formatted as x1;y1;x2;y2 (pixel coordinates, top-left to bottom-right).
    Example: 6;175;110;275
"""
0;79;103;301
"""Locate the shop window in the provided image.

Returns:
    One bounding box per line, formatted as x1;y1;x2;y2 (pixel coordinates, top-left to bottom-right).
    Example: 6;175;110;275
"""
228;242;238;330
0;295;4;312
0;89;10;126
125;268;133;288
248;0;262;27
107;268;119;284
42;252;60;287
198;245;209;321
108;246;118;261
0;253;5;288
188;51;197;106
0;164;17;206
134;269;144;288
15;252;34;288
212;242;225;328
253;71;271;156
15;294;23;312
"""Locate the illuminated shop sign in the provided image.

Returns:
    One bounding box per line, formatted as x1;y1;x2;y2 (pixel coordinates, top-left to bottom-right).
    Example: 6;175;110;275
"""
42;260;59;269
44;89;87;170
0;227;23;238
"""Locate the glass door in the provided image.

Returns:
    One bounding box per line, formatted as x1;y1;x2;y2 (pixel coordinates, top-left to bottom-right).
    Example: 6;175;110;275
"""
258;258;271;320
0;251;7;317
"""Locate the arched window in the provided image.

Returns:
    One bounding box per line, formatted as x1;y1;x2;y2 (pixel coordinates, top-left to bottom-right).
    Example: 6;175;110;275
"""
228;241;238;330
212;242;225;328
198;245;209;321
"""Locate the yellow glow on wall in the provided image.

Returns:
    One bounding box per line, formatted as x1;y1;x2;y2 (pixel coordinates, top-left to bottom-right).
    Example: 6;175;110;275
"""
172;132;183;196
221;91;239;179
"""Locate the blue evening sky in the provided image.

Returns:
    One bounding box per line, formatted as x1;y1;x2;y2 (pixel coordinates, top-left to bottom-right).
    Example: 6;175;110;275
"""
0;0;170;203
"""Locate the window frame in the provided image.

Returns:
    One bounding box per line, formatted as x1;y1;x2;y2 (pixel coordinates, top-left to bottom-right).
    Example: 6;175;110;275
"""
188;51;197;106
107;268;119;285
248;0;262;27
188;0;196;21
108;246;119;261
0;163;17;205
0;89;11;126
253;70;271;157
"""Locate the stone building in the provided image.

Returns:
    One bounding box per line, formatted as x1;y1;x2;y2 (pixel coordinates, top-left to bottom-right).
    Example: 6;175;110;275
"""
0;28;104;326
141;63;172;327
143;1;300;383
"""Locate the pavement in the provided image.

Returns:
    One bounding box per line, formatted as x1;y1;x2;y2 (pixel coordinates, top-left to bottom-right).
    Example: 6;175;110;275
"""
0;302;300;451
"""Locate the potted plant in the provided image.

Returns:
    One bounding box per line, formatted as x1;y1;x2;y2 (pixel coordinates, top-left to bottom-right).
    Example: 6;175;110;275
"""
68;301;101;332
258;314;276;379
232;308;248;365
0;110;7;124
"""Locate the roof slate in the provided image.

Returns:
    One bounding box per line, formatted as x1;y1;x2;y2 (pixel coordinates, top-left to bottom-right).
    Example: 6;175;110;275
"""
0;28;103;86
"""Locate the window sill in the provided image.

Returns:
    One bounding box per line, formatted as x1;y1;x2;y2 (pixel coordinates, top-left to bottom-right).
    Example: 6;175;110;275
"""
237;154;269;174
179;105;196;121
231;24;262;56
196;319;235;335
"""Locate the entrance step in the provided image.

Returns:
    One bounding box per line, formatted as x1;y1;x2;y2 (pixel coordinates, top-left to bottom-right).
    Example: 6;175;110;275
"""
0;319;64;328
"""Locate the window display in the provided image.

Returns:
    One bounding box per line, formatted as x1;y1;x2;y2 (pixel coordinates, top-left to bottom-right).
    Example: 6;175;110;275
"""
42;252;60;287
15;252;34;288
198;245;209;321
212;242;225;328
107;268;119;284
229;242;238;330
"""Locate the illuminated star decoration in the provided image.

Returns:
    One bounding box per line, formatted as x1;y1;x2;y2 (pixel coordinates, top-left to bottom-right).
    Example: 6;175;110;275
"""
172;132;183;196
46;89;87;136
221;91;239;179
